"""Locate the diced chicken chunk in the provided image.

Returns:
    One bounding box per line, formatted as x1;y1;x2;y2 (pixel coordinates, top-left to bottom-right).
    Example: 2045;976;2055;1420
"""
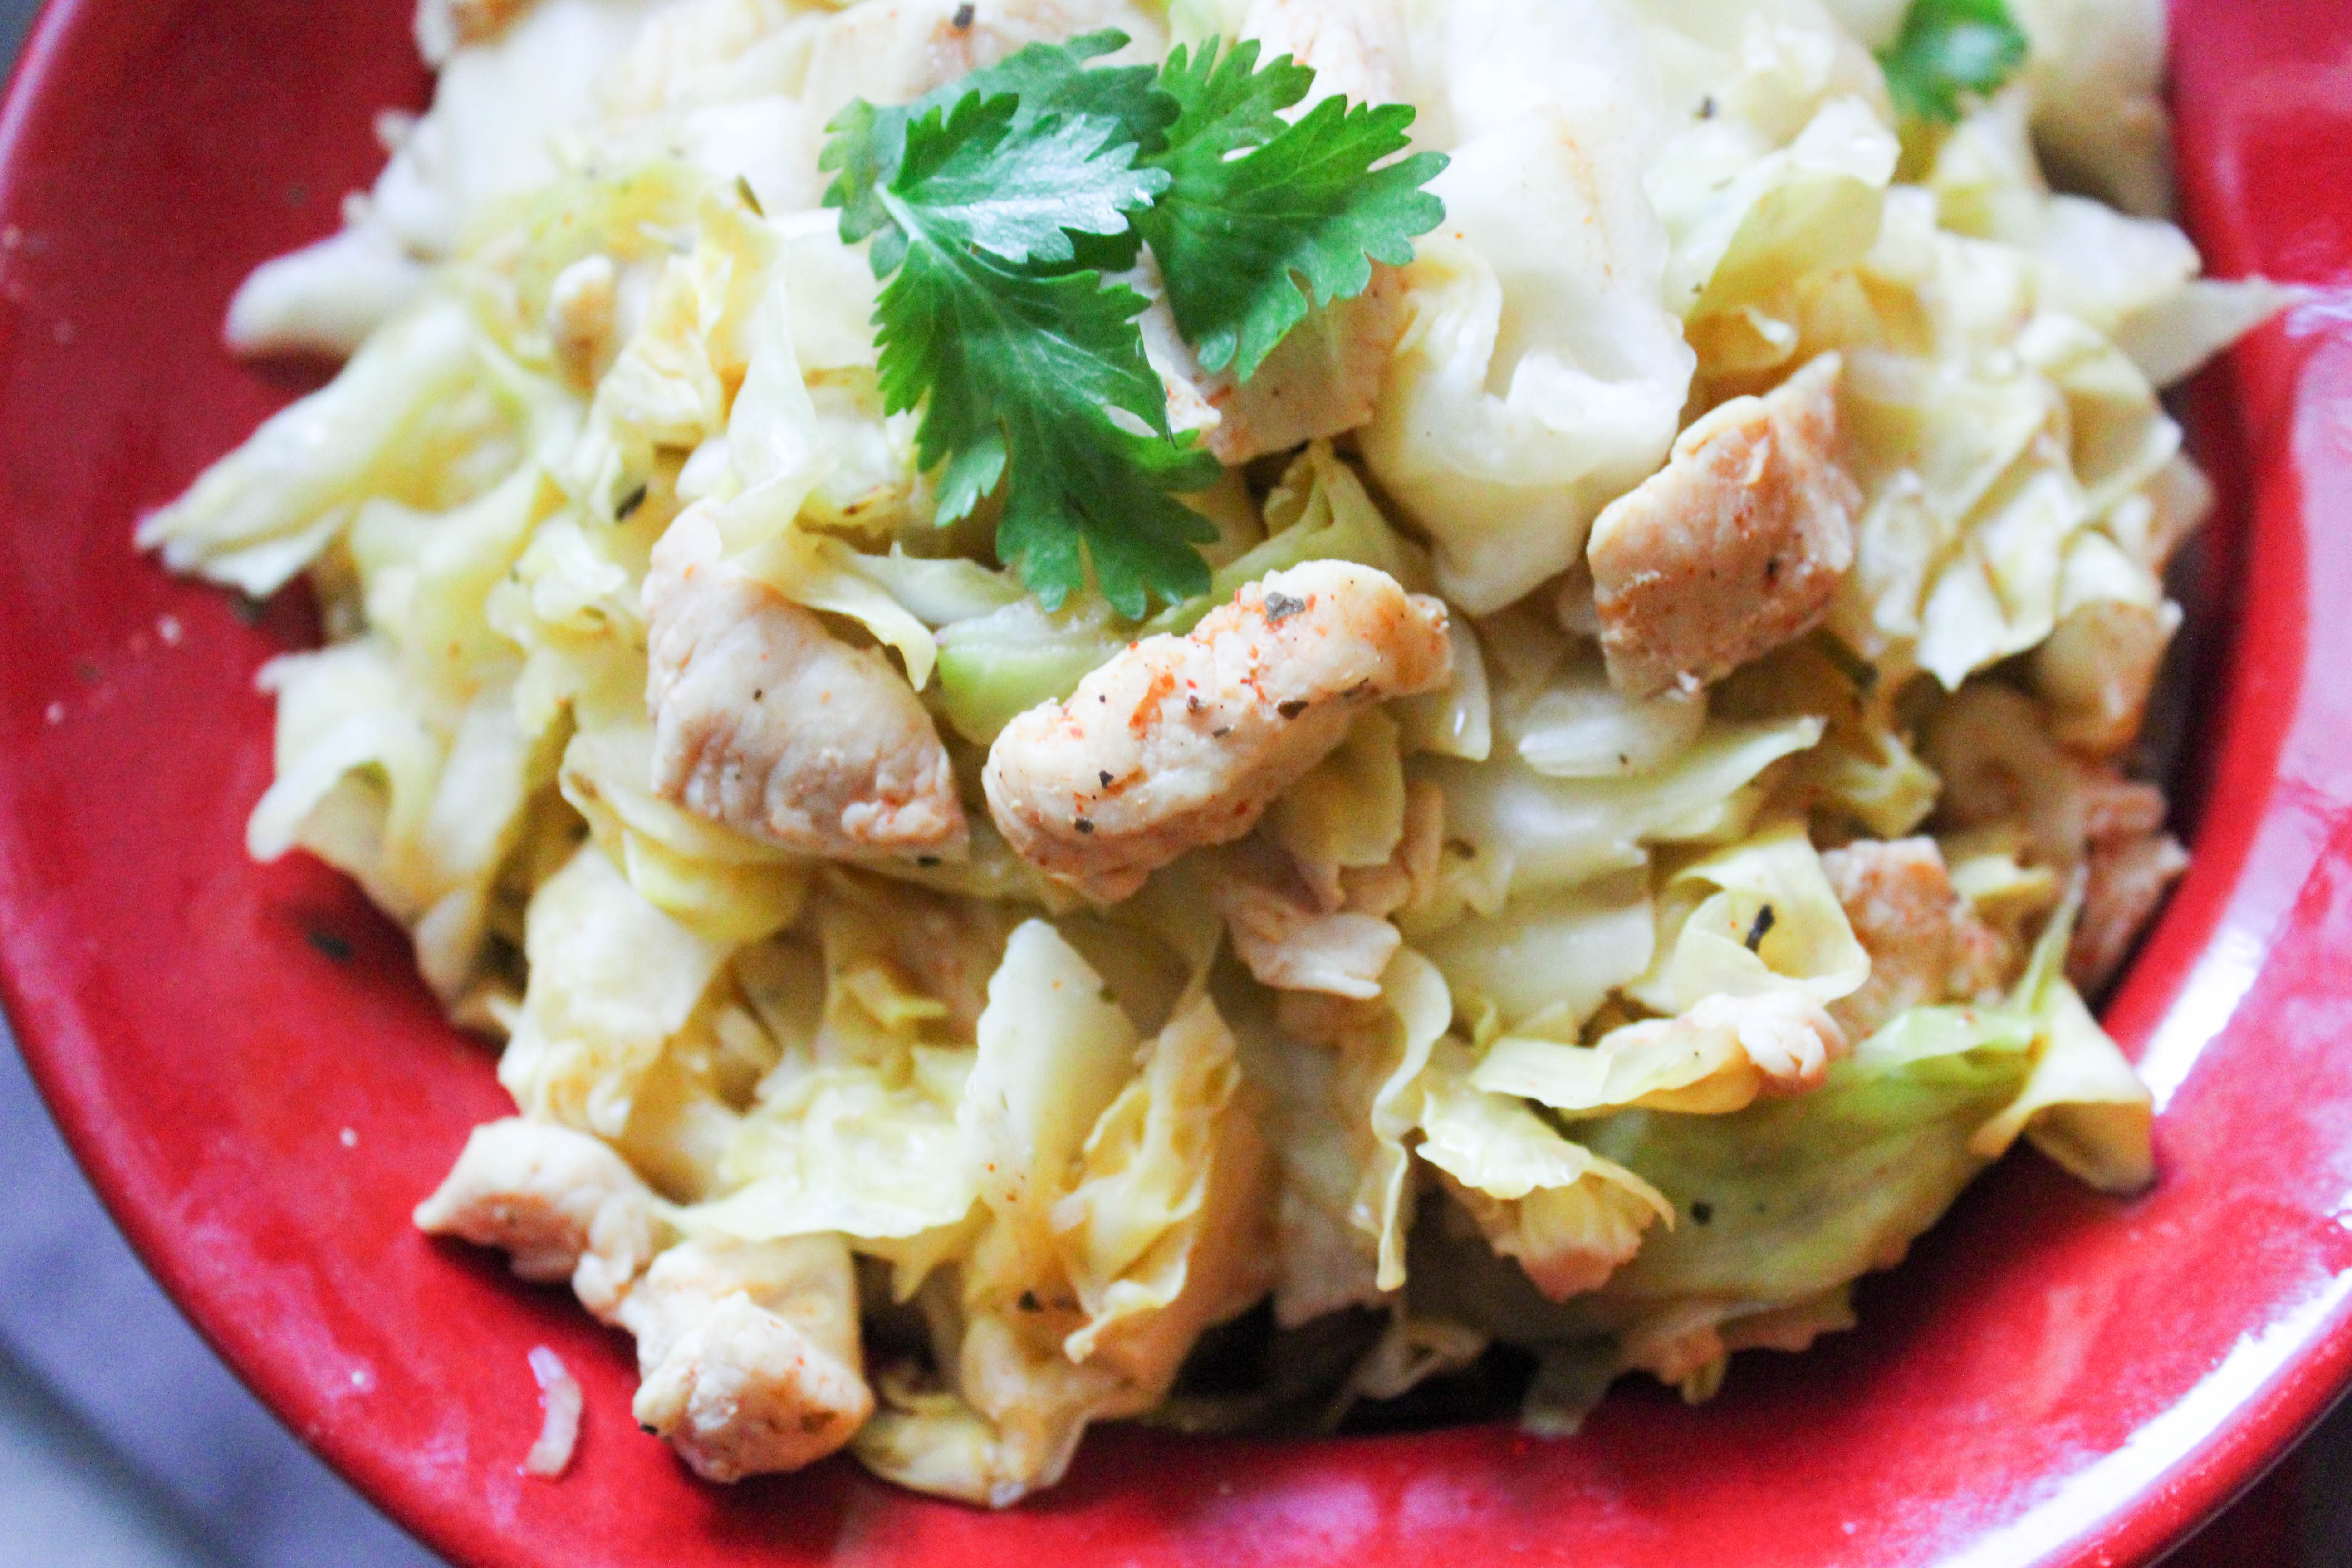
620;1236;873;1481
645;511;966;858
1821;837;2013;1040
1217;848;1401;1000
412;1117;662;1318
1139;265;1407;465
2071;830;2188;993
984;561;1451;902
1588;353;1862;696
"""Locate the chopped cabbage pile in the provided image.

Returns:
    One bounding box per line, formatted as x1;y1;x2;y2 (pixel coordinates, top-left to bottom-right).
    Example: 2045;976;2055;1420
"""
147;0;2283;1506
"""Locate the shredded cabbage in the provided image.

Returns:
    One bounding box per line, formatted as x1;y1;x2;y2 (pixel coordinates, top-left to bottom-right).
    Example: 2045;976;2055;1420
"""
150;0;2263;1503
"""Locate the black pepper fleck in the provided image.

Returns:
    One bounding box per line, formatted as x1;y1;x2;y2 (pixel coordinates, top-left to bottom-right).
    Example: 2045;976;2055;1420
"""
1692;1201;1714;1224
1699;95;1716;119
1744;903;1777;953
306;929;353;962
1211;726;1232;738
1073;817;1095;834
1764;554;1781;585
1263;590;1306;624
1099;771;1114;787
1276;698;1309;720
953;0;975;26
1018;1289;1041;1312
916;855;941;868
615;482;649;522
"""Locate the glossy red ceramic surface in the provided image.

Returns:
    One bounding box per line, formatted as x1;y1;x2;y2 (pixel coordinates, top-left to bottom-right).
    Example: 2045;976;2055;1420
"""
1;3;2348;1565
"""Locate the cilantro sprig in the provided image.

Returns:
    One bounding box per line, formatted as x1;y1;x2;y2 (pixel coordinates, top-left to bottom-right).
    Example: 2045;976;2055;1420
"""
863;93;1219;618
1878;0;2029;126
1141;39;1445;382
821;31;1446;617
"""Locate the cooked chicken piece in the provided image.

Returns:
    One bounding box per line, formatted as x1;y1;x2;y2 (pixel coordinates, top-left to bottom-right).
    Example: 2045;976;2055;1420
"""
2071;830;2189;993
620;1235;872;1481
1217;848;1401;999
644;511;966;859
1138;265;1408;465
1587;353;1862;696
1821;837;2014;1040
412;1117;662;1318
984;561;1451;902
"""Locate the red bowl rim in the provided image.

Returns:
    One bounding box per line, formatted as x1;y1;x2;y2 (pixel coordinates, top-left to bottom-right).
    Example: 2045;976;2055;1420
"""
3;2;2352;1565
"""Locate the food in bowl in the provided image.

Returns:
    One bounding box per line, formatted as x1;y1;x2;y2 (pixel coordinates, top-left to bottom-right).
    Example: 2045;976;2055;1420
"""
140;0;2290;1508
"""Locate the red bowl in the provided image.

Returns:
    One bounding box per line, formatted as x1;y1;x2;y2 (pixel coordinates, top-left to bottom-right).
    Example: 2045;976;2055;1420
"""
3;3;2350;1565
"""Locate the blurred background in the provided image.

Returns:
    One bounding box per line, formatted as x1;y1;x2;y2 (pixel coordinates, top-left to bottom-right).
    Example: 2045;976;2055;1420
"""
0;1;2343;1564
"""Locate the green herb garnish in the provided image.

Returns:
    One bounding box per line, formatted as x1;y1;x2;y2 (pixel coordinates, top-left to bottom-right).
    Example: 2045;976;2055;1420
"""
1140;38;1446;382
822;32;1447;617
1878;0;2030;126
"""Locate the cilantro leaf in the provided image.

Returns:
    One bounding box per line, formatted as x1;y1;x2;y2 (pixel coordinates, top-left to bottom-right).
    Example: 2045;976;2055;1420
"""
1138;38;1448;382
862;91;1218;615
1151;31;1306;158
822;30;1172;236
879;91;1169;271
930;29;1174;149
1878;0;2029;125
818;32;1450;617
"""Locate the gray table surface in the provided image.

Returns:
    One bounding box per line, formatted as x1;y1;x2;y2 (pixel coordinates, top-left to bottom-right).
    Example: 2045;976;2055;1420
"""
0;3;2346;1565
